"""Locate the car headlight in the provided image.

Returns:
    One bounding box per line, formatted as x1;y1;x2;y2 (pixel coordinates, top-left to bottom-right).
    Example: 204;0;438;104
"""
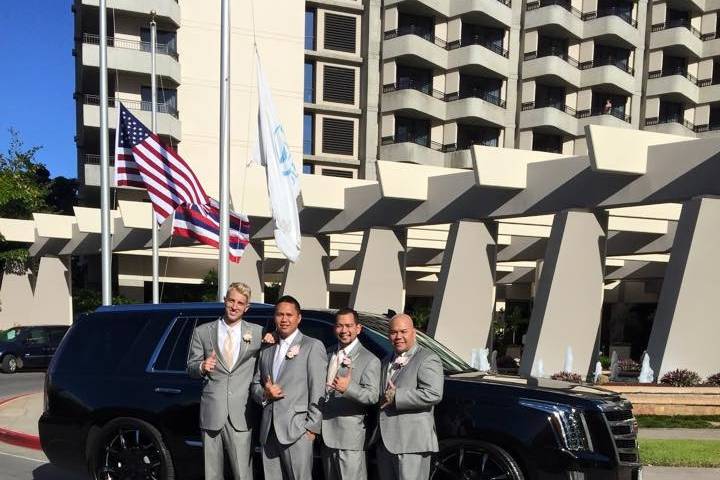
519;399;593;452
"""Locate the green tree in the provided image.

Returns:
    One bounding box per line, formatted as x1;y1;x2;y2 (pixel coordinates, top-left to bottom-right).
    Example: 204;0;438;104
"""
0;129;51;273
201;269;218;301
72;288;132;315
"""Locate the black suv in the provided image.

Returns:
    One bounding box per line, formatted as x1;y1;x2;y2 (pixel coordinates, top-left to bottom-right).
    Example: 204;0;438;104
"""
0;325;69;373
40;303;641;480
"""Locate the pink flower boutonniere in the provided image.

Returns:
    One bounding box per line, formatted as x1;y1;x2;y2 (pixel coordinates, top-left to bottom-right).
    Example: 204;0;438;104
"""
242;332;252;343
341;356;352;368
286;345;301;359
393;356;409;369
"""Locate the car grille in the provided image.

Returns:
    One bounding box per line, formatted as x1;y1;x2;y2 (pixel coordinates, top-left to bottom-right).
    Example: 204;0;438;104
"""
601;400;639;465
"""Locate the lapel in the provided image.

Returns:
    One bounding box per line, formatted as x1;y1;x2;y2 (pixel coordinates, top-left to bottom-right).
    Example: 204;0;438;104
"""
390;345;421;386
381;353;393;388
277;331;304;383
211;318;230;373
342;342;363;374
229;320;249;372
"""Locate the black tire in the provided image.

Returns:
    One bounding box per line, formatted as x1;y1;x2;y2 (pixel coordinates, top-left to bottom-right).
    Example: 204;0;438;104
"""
430;439;525;480
1;354;18;374
88;417;175;480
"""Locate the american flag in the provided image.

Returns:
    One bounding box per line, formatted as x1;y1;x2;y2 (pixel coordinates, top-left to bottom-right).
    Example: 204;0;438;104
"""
115;104;208;223
172;198;251;263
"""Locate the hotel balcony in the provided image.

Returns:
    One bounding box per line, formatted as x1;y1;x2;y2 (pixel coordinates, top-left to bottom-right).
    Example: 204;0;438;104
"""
650;20;703;58
385;0;512;27
644;116;696;137
523;51;582;88
81;33;181;85
79;0;180;26
80;94;181;141
520;101;632;136
646;70;700;104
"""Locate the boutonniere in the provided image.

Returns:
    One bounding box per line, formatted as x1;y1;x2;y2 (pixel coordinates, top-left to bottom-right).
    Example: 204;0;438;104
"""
242;332;252;343
341;356;352;367
393;356;409;369
286;345;300;359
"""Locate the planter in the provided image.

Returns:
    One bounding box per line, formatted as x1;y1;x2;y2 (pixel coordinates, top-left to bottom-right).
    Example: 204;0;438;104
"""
601;384;720;415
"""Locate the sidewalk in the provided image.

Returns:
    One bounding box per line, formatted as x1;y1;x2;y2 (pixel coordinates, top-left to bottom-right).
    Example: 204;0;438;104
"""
0;393;42;450
639;428;720;440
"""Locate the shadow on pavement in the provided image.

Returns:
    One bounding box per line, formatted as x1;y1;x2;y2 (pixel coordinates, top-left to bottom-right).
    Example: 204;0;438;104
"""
32;464;87;480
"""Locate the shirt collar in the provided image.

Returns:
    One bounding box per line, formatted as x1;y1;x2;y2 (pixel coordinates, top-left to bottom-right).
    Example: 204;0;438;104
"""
393;343;418;360
219;318;243;333
279;328;300;346
339;337;359;355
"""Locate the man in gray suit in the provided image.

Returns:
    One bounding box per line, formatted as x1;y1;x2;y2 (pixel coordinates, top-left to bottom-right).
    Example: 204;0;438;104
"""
376;313;444;480
321;307;381;480
250;295;327;480
187;282;264;480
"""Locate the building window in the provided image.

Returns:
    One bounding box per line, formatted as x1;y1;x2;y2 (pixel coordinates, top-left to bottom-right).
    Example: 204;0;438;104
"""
303;113;314;155
304;62;315;103
395;116;430;147
321;117;354;155
303;163;315;174
532;132;563;153
140;28;177;55
140;86;178;116
323;65;355;104
324;13;357;53
457;125;500;149
305;9;316;50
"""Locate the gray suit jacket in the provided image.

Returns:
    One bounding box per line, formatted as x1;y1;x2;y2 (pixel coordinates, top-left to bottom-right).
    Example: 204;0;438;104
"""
186;318;264;432
378;345;444;454
250;330;328;446
321;342;381;451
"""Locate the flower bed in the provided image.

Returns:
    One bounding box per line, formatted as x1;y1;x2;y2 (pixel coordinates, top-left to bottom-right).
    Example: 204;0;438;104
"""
601;384;720;415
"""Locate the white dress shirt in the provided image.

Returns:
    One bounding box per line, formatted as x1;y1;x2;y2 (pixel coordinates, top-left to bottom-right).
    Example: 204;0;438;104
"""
272;328;300;381
217;318;243;368
327;337;359;385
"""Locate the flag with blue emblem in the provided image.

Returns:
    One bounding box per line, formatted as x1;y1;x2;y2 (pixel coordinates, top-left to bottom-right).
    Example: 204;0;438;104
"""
256;50;301;262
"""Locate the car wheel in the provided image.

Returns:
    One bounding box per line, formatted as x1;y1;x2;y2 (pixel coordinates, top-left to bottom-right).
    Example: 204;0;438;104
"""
430;439;525;480
89;417;175;480
1;354;18;374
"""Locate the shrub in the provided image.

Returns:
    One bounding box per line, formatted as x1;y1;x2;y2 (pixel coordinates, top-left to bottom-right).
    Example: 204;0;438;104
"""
660;369;702;387
705;373;720;386
618;358;641;373
551;371;583;383
599;355;611;369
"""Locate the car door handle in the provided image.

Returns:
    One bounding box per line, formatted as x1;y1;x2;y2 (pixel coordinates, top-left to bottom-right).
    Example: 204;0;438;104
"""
154;387;182;395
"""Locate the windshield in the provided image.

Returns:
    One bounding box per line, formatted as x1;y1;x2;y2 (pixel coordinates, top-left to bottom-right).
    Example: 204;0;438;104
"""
0;327;22;342
357;312;474;374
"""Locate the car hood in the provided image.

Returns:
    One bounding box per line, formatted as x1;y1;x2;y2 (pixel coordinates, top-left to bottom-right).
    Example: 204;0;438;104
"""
448;372;623;403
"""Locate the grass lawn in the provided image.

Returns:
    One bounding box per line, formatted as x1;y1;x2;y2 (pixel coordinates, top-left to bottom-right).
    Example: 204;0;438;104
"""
637;415;720;429
639;439;720;467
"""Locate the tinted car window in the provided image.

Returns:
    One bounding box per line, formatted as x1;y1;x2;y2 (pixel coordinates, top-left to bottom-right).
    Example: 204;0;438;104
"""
151;316;219;373
49;328;69;346
53;315;148;374
25;328;50;345
298;319;337;348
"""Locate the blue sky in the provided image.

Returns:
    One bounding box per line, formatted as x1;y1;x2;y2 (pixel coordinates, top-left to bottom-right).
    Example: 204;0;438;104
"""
0;2;75;178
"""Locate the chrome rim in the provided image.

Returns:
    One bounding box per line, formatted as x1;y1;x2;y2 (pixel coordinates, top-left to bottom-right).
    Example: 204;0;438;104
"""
97;428;162;480
431;445;517;480
7;357;17;372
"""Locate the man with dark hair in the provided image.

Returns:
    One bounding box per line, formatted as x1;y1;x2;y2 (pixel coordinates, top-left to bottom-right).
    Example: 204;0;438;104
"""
250;295;327;480
321;308;381;480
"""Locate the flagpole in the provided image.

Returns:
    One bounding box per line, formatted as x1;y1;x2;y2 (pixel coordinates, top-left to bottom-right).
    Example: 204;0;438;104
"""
150;11;160;304
99;0;112;306
217;0;231;301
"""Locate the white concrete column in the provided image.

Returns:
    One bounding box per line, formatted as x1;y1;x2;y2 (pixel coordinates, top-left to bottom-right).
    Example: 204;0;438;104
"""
281;235;329;308
229;241;264;302
29;257;72;325
519;210;608;377
0;270;34;330
427;221;497;362
647;197;720;379
350;228;406;315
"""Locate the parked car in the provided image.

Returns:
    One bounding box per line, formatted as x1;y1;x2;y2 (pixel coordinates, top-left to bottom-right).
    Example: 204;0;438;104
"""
0;325;69;373
39;303;641;480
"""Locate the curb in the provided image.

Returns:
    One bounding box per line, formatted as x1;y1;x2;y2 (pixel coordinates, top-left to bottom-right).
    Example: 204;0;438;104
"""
0;393;42;451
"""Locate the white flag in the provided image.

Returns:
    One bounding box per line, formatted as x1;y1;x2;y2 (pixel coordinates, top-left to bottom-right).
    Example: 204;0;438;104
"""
256;51;302;262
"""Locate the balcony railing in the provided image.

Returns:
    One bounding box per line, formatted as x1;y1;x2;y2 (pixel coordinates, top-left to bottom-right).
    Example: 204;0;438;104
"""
577;108;631;122
83;33;178;60
522;101;577;116
456;139;499;150
525;50;580;68
527;0;582;19
384;83;507;108
582;7;638;28
645;115;695;131
694;123;720;132
83;94;179;118
651;19;702;39
648;68;698;85
579;58;634;75
384;27;509;58
381;135;456;152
